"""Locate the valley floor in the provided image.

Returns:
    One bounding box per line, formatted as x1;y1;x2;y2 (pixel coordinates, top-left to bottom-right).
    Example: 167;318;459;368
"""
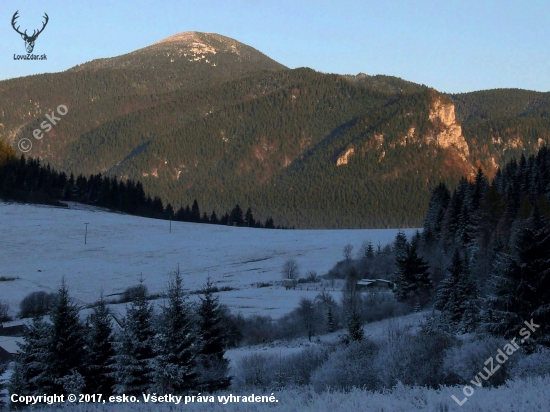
0;202;416;318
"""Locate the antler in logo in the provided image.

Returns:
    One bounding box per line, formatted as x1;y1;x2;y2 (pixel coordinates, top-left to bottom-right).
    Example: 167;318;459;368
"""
11;11;49;53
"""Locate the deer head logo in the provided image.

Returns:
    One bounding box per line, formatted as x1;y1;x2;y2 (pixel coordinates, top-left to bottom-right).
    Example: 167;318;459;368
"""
11;11;49;54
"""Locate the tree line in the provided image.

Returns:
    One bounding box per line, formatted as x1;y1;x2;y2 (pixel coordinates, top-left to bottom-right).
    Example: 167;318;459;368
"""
385;146;550;349
8;269;230;402
0;140;287;229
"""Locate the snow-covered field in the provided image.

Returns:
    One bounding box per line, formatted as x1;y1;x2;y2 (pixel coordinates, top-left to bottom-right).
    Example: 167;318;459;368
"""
0;202;417;318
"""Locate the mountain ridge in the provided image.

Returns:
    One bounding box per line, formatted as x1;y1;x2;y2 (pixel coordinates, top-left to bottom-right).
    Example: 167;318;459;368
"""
1;32;549;228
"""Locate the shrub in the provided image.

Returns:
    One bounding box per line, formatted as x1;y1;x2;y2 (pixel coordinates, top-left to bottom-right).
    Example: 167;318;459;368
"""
509;347;550;379
360;291;412;323
19;291;57;318
233;344;336;390
233;353;280;389
305;271;319;283
311;339;379;392
372;321;455;389
442;334;513;387
0;300;11;322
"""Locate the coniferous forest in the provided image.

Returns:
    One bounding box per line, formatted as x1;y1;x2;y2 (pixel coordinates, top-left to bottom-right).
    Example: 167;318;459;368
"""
0;140;285;229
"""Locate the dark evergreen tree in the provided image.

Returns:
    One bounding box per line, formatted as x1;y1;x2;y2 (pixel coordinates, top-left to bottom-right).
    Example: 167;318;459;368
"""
327;307;335;333
394;242;432;306
165;203;174;219
229;204;244;226
0;362;6;406
341;276;363;341
366;241;375;259
152;267;197;394
196;278;231;391
219;213;229;225
264;217;275;229
244;207;255;227
434;249;479;333
47;278;87;394
9;315;50;396
393;230;408;259
485;208;550;347
210;210;219;224
175;206;186;221
86;294;115;396
191;199;201;222
111;281;155;395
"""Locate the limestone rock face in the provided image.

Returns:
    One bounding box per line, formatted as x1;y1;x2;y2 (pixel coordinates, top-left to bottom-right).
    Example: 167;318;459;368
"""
429;97;469;160
336;147;354;166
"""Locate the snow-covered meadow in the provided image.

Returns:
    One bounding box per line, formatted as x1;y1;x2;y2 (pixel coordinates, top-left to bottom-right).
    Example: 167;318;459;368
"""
0;202;416;318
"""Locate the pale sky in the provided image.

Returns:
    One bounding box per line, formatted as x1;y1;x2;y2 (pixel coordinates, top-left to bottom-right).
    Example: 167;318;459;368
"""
1;0;549;93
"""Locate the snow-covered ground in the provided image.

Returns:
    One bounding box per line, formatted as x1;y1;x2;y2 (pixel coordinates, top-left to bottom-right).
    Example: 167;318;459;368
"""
226;311;426;367
0;202;417;318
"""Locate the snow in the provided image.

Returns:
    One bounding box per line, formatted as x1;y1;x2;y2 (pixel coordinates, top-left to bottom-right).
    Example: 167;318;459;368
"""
10;375;550;411
226;311;427;367
0;336;23;354
0;202;417;318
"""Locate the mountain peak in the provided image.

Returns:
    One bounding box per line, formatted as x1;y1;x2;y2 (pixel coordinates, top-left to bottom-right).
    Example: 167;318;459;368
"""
67;31;287;84
152;31;248;57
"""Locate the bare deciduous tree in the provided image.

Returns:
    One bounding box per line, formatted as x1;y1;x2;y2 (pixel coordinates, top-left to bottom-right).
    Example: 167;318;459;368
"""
281;259;300;280
297;298;316;341
342;244;354;262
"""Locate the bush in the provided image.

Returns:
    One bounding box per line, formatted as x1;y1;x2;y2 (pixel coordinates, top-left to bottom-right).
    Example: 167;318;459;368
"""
310;339;379;392
372;321;455;389
280;345;335;386
19;291;57;318
0;300;11;322
442;334;513;387
509;347;550;379
233;344;336;390
360;291;412;323
233;353;280;389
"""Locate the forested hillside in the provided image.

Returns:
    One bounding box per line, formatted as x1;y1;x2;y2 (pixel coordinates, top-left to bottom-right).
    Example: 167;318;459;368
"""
1;32;550;228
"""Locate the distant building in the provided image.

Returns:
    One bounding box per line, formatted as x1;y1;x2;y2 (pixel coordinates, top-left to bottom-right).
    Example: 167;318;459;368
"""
357;278;394;291
0;324;25;336
0;345;12;363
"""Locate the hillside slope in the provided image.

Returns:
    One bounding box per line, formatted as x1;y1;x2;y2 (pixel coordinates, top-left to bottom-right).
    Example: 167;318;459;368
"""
1;33;550;227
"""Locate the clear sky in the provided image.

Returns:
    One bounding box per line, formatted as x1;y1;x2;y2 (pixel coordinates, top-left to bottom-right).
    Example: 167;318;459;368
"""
1;0;549;93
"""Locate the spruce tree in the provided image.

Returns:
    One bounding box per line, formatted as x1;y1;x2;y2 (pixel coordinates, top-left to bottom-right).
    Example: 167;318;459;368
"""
152;267;197;394
485;208;550;347
435;249;479;333
394;242;432;306
393;230;408;259
244;207;255;227
210;210;219;224
191;200;201;222
86;294;115;396
9;315;50;396
0;362;6;406
341;276;363;341
111;281;155;395
423;182;451;239
196;278;231;391
47;278;87;394
366;241;375;259
327;307;335;333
